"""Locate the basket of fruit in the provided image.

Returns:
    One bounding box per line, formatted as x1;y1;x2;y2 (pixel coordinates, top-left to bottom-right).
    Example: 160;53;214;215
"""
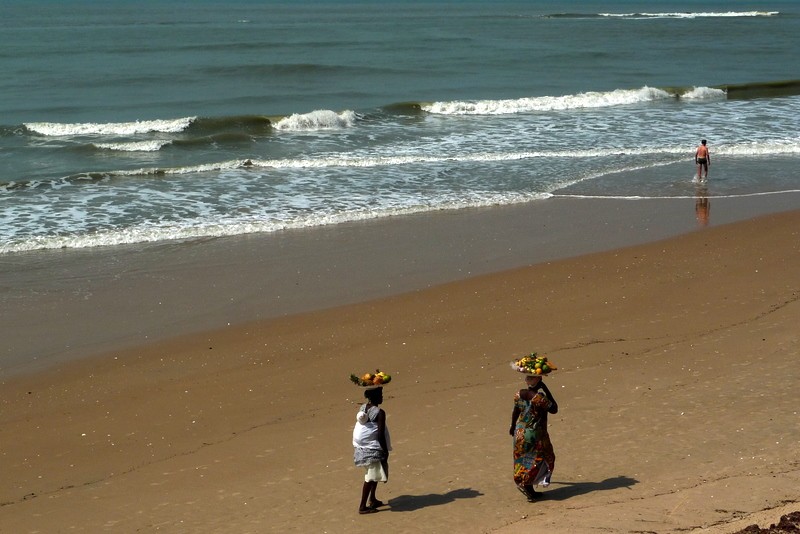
510;353;557;376
350;369;392;388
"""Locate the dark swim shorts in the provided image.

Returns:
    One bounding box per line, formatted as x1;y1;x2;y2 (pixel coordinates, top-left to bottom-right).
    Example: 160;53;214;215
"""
696;158;707;165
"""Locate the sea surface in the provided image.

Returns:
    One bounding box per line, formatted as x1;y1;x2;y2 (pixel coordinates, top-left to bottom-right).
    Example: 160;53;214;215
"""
1;0;799;254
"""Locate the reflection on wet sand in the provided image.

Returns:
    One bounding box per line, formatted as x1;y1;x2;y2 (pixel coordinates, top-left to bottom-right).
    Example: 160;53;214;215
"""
695;185;710;227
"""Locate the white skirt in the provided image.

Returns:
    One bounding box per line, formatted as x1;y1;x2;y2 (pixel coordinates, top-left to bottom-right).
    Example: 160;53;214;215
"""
364;460;388;483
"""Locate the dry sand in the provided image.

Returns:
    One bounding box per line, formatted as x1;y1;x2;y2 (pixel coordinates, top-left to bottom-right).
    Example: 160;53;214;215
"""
0;204;798;533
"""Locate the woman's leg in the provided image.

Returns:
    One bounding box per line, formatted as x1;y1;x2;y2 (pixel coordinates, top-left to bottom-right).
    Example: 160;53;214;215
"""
368;480;377;504
359;481;378;513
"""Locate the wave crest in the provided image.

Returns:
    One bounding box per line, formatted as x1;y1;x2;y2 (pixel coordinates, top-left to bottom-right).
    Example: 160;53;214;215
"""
423;87;673;115
680;87;727;100
273;109;358;131
93;140;173;152
25;117;196;136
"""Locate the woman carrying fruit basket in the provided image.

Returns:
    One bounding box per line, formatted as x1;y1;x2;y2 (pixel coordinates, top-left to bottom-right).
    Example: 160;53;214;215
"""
351;370;392;514
509;353;559;502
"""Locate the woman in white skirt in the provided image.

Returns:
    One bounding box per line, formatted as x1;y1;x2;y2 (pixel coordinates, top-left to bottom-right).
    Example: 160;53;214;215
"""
353;386;391;514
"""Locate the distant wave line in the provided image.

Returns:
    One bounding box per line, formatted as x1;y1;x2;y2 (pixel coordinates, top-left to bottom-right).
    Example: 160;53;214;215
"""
23;85;721;140
24;117;196;136
545;11;779;20
421;86;718;115
599;11;779;19
22;110;358;137
16;80;800;138
420;80;800;115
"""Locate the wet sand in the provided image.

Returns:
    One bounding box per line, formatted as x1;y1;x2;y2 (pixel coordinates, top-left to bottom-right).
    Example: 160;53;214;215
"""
3;192;798;376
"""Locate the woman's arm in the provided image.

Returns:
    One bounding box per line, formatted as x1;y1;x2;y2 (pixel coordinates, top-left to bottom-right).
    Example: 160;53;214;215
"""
539;381;559;414
375;409;389;457
510;404;521;436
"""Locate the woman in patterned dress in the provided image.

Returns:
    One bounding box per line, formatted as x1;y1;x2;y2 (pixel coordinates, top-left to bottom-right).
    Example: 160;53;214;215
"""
509;374;558;501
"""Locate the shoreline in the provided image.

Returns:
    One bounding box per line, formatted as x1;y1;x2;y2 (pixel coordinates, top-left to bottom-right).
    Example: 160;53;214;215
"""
3;191;800;378
0;199;798;532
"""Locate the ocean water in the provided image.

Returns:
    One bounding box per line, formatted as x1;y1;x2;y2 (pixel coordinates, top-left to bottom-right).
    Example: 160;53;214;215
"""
1;0;799;254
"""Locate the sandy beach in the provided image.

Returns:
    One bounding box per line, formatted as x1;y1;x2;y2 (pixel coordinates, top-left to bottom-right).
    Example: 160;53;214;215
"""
1;197;798;533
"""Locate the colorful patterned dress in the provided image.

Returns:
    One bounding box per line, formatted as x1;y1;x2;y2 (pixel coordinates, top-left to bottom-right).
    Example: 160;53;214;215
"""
512;390;556;488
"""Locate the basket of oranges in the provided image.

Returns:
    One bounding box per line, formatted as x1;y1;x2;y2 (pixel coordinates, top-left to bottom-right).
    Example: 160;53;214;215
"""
511;353;557;376
350;369;392;387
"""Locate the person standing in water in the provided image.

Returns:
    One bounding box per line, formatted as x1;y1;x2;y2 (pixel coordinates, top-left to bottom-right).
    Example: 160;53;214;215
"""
695;139;710;180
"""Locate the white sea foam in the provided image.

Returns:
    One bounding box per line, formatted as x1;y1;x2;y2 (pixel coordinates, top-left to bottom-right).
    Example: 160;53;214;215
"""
0;191;548;254
423;87;672;115
246;151;576;170
680;87;727;100
106;159;245;177
94;140;172;152
718;139;800;156
4;132;798;254
108;138;796;177
273;110;358;131
24;117;196;136
71;150;626;180
249;145;704;170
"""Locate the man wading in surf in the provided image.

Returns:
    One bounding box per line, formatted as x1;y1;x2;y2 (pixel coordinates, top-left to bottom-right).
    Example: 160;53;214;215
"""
695;139;710;180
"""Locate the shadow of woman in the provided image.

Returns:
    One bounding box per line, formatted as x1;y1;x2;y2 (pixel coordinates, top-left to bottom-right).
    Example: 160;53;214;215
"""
540;475;638;501
388;487;483;512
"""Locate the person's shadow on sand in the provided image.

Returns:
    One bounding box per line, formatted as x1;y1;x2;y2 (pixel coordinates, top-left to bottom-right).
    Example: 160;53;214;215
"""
541;475;638;501
388;488;483;512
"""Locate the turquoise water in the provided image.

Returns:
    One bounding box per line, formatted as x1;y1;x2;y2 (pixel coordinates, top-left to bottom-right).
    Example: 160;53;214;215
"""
1;0;798;253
